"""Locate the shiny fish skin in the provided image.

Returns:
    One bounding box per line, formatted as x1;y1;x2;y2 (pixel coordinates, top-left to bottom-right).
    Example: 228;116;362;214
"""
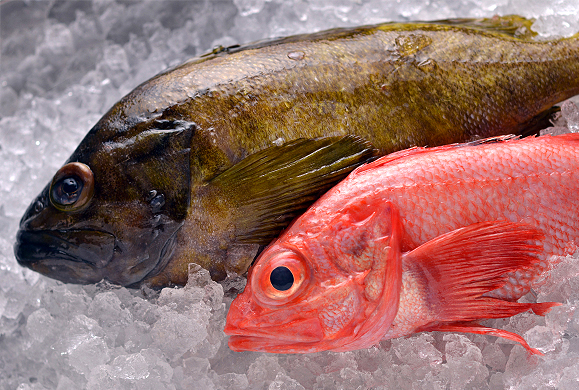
225;134;578;354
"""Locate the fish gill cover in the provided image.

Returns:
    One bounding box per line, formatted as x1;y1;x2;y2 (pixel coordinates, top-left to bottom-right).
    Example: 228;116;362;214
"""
1;0;579;389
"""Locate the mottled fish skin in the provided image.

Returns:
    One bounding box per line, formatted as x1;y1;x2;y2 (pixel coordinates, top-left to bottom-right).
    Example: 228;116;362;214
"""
225;134;578;354
15;16;579;287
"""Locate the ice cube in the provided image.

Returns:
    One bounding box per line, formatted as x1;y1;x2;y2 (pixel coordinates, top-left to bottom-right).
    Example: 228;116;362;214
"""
25;308;56;343
561;101;579;132
269;372;307;390
57;314;111;378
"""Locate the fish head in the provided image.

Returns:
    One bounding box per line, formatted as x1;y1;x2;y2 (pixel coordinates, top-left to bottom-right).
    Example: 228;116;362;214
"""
15;114;195;286
225;200;403;353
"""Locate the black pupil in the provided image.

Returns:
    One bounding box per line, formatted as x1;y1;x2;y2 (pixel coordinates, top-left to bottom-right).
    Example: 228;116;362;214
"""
62;178;79;194
53;176;82;205
270;266;294;291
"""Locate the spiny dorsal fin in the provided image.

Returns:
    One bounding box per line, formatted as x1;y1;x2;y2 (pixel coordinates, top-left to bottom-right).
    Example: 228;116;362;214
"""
210;135;376;244
430;15;537;40
354;134;521;175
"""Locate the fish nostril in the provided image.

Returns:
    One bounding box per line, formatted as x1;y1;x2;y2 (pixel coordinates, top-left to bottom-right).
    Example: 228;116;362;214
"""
34;200;44;213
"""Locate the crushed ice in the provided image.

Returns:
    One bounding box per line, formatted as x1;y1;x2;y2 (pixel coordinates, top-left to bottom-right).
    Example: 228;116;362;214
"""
2;0;579;388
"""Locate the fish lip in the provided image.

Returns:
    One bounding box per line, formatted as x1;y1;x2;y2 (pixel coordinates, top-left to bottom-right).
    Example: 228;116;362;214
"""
14;228;115;269
226;334;325;354
224;325;321;343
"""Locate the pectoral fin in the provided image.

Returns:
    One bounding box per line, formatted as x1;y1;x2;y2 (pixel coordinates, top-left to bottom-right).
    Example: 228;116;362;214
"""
210;135;376;244
404;221;561;355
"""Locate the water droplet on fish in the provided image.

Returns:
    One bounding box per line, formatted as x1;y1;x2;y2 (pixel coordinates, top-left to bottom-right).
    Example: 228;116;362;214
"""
287;51;305;60
395;34;432;56
147;190;157;202
150;194;165;212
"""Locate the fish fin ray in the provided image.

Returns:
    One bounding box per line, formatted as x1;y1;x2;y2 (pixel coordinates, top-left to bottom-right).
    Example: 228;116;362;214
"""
404;221;559;323
421;322;545;355
354;134;529;174
428;15;537;40
210;135;375;244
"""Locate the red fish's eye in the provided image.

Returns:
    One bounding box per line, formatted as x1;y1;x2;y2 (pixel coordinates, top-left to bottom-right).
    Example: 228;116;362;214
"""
252;250;309;306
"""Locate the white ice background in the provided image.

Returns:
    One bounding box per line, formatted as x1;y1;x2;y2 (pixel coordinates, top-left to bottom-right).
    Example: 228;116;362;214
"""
1;0;579;389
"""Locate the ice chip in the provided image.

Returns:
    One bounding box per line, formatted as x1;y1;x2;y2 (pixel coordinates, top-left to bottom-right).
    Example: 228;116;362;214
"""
151;308;210;359
25;308;56;343
57;314;111;377
269;372;306;390
234;0;268;17
110;353;150;380
443;334;489;390
561;100;579;132
481;343;507;372
247;355;286;387
524;325;559;354
88;290;133;328
392;333;444;368
213;372;250;390
55;375;77;390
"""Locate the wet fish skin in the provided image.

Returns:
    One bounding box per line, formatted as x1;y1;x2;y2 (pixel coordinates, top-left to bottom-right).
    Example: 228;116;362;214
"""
15;16;579;287
225;134;579;354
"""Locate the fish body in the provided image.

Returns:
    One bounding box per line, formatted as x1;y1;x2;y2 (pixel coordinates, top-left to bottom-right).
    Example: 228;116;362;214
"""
225;134;579;354
15;16;579;287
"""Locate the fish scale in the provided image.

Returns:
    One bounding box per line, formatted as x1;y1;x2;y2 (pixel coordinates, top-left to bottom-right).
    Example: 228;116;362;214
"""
328;137;579;261
328;135;579;295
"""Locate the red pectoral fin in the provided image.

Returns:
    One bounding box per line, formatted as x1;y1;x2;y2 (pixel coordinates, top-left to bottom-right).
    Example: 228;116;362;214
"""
403;221;560;352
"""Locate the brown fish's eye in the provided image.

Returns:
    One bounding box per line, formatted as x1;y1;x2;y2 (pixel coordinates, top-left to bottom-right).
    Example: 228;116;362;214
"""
49;162;94;212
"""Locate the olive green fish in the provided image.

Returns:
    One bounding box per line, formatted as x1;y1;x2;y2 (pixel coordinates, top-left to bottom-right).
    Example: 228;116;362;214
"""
15;16;579;287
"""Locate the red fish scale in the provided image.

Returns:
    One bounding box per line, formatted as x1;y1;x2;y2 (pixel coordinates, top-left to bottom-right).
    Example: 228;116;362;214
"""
309;136;579;300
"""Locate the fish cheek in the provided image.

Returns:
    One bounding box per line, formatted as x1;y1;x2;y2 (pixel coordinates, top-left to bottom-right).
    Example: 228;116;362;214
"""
318;289;363;339
147;184;261;285
86;199;179;286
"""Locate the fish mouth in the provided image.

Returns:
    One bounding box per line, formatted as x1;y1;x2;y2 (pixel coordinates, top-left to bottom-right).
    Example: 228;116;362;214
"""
226;333;326;354
14;229;115;283
224;317;325;353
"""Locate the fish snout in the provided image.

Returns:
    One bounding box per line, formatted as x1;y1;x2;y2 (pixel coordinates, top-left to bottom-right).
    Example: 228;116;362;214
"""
14;228;116;284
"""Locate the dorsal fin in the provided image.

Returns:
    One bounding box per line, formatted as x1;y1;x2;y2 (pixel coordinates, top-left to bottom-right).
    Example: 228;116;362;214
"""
353;134;522;174
430;15;537;40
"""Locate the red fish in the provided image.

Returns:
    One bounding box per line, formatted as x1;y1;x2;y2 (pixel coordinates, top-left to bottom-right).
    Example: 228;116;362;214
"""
224;134;579;355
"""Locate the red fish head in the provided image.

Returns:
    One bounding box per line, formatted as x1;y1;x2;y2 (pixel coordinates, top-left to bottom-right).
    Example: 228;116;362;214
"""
225;202;403;353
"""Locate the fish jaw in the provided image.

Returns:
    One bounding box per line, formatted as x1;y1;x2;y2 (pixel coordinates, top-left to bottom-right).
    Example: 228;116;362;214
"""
225;202;404;353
